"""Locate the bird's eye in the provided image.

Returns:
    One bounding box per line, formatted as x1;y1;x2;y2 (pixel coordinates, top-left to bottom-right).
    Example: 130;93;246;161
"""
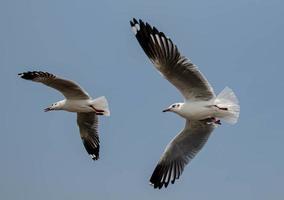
172;105;176;108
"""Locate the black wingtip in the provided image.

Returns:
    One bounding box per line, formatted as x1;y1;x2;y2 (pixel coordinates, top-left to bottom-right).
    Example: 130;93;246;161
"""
18;72;24;78
149;164;165;189
133;18;138;24
18;71;55;80
91;154;99;161
130;18;138;26
130;18;145;27
18;71;34;80
149;161;183;189
82;139;100;161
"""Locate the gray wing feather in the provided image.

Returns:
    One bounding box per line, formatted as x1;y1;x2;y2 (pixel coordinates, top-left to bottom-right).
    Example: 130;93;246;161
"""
130;19;215;101
19;71;90;100
77;113;100;160
149;120;214;189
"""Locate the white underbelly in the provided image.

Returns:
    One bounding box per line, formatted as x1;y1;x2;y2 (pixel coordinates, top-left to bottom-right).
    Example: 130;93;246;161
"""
180;101;215;120
63;100;94;113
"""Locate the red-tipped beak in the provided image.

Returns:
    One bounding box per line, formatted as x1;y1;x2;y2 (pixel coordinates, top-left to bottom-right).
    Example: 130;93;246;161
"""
44;107;52;112
162;108;171;112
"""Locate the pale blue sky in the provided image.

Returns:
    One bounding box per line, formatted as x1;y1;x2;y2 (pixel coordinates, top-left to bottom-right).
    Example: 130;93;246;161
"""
1;0;283;199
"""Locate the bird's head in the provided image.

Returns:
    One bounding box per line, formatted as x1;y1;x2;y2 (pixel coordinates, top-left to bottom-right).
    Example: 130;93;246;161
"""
162;103;183;114
44;101;64;112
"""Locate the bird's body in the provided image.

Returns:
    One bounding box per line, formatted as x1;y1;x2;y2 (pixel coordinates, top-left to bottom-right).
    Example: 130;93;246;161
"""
62;99;93;113
19;71;110;160
130;18;240;189
172;89;239;123
58;98;109;114
178;101;216;120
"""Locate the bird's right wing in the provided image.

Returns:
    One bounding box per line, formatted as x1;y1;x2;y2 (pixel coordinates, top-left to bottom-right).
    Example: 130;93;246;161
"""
77;113;100;160
130;18;215;101
19;71;90;100
150;120;215;189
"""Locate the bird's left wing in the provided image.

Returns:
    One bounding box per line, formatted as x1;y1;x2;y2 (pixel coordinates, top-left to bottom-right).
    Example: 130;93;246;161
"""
130;18;215;101
150;120;214;189
19;71;90;100
77;113;100;160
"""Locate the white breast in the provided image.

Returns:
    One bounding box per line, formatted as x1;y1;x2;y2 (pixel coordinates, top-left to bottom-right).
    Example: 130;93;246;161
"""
63;99;94;113
179;101;215;120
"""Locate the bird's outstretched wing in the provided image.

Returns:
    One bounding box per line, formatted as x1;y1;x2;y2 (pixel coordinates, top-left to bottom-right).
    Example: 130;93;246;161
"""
150;121;214;189
19;71;90;100
77;113;100;160
130;18;215;101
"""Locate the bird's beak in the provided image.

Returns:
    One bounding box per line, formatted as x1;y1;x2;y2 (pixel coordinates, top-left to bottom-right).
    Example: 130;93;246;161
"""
44;107;52;112
162;108;171;112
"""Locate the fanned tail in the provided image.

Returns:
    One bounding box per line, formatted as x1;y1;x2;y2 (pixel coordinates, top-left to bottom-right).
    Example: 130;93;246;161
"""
214;87;240;124
92;96;110;116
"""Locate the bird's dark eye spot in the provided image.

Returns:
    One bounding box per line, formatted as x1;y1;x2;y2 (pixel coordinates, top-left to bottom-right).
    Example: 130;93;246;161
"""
172;105;176;108
177;104;180;107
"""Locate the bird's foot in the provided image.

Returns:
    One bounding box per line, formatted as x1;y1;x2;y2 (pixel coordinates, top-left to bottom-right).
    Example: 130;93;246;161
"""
89;105;105;115
203;117;221;125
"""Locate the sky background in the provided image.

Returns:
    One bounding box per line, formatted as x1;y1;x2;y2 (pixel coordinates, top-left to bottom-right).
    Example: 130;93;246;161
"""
1;0;283;199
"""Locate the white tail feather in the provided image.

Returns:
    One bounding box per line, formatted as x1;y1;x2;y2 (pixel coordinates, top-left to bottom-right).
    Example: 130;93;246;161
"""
92;96;110;116
214;87;240;124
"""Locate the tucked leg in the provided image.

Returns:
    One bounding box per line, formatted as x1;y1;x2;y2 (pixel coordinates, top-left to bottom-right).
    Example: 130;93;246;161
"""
89;105;105;115
201;117;221;125
214;105;228;111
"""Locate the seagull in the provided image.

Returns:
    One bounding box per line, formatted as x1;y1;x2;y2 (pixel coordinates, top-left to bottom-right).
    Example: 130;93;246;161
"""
18;71;110;161
130;18;240;189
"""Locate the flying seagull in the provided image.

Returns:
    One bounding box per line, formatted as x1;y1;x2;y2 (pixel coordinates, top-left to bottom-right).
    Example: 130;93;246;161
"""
130;18;240;189
18;71;110;161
